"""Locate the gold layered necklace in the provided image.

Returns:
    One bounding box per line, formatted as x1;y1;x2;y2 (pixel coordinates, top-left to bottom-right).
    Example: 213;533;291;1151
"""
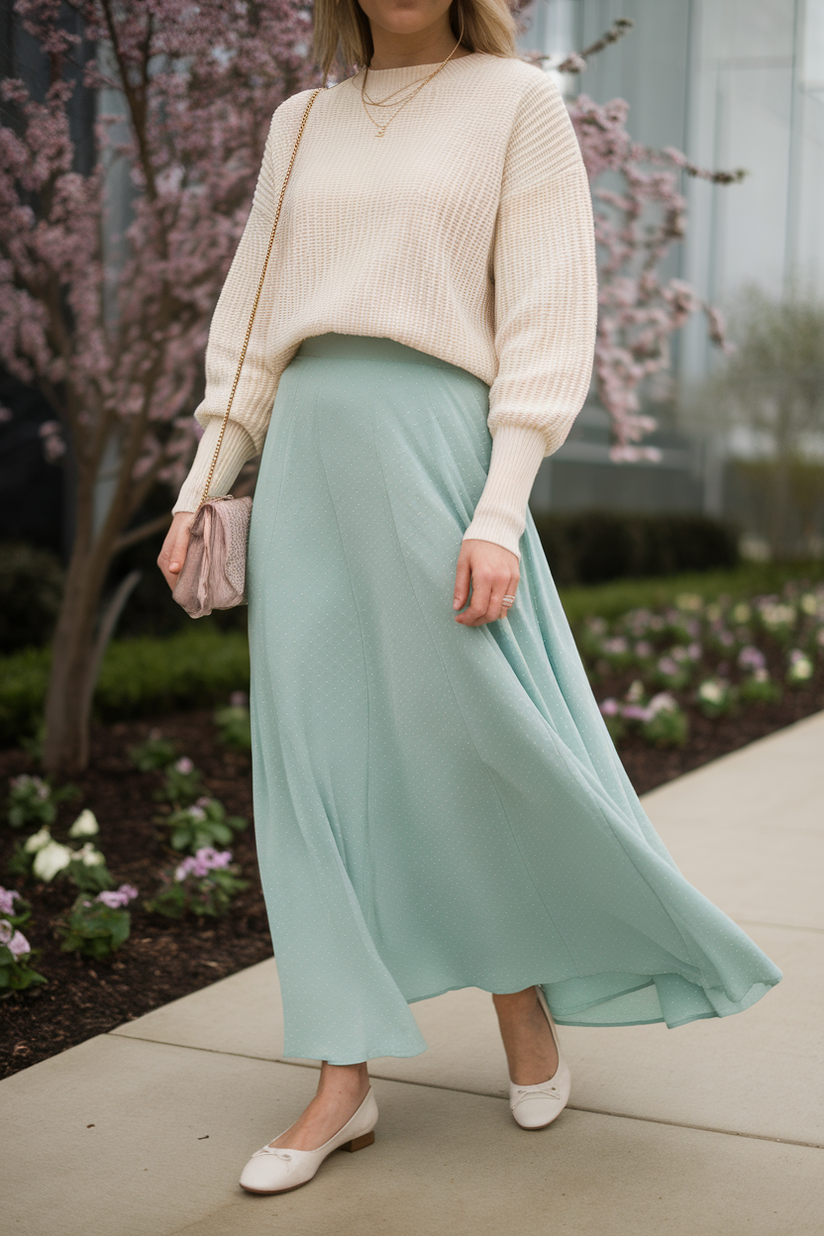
359;38;464;138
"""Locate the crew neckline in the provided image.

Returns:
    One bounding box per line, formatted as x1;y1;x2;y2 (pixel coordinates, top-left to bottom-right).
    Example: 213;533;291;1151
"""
353;51;482;78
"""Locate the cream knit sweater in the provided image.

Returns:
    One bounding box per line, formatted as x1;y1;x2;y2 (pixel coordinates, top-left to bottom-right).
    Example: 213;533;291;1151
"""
173;52;597;557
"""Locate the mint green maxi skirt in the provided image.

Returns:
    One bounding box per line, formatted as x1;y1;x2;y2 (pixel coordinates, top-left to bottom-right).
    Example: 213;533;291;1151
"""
246;333;781;1065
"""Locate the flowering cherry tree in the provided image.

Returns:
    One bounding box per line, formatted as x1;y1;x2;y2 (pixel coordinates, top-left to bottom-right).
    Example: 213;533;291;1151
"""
1;5;740;773
569;93;741;461
0;0;312;773
527;19;744;461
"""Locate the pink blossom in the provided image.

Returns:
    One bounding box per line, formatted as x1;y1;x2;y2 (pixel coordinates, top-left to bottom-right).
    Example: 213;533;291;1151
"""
0;920;30;957
174;757;194;775
175;847;233;882
568;92;737;455
7;929;31;959
599;698;620;716
95;884;138;909
0;887;21;916
0;0;312;557
0;3;738;527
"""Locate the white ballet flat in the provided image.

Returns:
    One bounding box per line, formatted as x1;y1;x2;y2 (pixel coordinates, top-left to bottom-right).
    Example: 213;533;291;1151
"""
239;1088;378;1194
509;986;572;1130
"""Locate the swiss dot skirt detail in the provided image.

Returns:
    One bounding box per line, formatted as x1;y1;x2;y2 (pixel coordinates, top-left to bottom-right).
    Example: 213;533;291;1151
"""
246;333;781;1065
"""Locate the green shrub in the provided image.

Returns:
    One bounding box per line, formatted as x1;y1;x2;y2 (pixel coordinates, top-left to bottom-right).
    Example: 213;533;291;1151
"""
146;849;247;919
739;671;781;703
129;731;177;772
0;647;50;748
558;561;824;629
641;701;690;748
533;511;738;587
58;887;137;959
0;543;63;653
6;774;55;829
162;796;246;853
95;628;250;720
155;758;206;807
5;775;77;829
214;699;252;754
0;627;250;748
0;887;46;991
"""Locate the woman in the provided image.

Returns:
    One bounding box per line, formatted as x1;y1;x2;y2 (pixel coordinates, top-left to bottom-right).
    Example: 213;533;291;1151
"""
159;0;781;1196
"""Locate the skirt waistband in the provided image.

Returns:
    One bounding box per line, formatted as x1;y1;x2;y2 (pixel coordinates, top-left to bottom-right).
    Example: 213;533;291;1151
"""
295;333;465;373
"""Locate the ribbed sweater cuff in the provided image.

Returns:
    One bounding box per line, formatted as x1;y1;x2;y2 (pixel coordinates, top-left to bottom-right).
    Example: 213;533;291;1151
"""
172;419;257;514
462;425;547;558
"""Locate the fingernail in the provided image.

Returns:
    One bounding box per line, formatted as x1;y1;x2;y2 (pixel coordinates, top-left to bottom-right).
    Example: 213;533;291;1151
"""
453;599;460;609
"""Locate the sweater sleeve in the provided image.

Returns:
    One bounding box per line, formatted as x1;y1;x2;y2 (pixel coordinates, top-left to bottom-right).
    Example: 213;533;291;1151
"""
462;74;597;557
171;93;313;513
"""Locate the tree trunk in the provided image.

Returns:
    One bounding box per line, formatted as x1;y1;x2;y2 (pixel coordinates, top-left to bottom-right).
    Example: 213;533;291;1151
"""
768;455;795;562
42;536;113;777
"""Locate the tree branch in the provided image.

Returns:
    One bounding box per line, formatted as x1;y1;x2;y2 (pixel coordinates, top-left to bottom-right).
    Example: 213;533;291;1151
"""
113;511;172;554
524;19;635;72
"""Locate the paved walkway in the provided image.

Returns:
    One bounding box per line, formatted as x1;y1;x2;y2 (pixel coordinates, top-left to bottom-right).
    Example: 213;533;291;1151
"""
5;712;824;1235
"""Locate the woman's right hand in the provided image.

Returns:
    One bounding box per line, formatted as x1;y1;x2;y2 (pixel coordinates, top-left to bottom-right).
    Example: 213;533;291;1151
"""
158;511;195;591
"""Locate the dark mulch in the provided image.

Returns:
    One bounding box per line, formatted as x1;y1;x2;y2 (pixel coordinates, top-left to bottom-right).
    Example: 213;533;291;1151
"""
0;712;271;1081
2;678;823;1080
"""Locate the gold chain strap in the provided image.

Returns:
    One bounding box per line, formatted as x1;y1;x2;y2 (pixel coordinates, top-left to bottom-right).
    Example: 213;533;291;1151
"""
200;88;322;507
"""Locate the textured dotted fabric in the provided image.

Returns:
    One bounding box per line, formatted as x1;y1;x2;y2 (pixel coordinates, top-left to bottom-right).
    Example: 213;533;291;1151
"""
174;53;598;555
245;335;782;1066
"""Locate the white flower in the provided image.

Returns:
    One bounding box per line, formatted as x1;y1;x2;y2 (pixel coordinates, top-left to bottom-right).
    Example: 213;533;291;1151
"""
732;603;751;624
675;593;703;612
760;603;795;629
69;809;99;838
800;593;818;616
788;653;813;682
24;827;52;854
73;842;106;868
32;840;73;882
698;680;725;704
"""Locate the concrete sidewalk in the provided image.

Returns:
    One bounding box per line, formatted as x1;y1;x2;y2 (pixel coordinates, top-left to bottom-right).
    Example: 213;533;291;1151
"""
5;712;824;1236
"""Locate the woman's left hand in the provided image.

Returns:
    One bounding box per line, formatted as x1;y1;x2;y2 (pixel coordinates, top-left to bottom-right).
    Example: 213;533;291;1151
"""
453;539;520;626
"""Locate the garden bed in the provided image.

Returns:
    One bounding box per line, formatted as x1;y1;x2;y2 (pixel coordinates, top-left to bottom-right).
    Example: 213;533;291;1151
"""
2;573;824;1081
0;711;270;1081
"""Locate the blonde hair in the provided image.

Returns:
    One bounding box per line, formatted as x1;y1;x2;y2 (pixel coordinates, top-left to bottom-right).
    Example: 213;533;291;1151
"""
313;0;518;82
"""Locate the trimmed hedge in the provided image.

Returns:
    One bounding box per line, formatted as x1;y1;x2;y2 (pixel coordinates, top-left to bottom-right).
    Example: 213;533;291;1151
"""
3;560;824;751
0;543;63;653
0;627;250;748
532;511;739;587
557;561;824;629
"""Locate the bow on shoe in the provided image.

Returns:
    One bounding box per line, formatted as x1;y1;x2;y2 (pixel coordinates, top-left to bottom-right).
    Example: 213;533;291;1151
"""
252;1145;293;1160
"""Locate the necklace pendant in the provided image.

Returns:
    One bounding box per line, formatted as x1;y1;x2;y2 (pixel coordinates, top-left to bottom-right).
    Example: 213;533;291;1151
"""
375;128;386;138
